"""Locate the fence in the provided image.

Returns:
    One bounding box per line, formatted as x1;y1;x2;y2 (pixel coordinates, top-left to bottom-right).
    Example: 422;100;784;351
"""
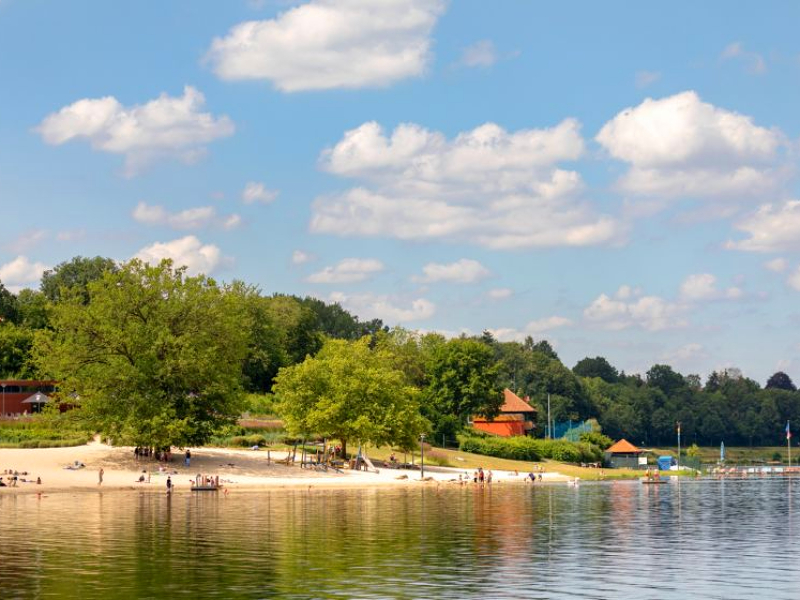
553;420;593;442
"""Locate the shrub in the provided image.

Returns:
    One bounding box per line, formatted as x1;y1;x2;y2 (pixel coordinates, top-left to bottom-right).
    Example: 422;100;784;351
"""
425;450;452;467
579;431;614;450
458;435;603;464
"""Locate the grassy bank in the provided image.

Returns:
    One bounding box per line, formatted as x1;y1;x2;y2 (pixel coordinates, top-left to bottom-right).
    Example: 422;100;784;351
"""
0;415;93;448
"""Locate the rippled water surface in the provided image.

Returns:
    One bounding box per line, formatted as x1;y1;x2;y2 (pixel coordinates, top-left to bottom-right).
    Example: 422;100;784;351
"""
2;479;799;599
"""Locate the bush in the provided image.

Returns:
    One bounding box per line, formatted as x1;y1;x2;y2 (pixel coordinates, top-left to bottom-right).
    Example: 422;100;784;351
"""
425;450;452;467
458;435;603;464
579;431;614;450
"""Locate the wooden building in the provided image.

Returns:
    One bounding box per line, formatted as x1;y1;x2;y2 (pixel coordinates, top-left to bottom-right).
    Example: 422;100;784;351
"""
604;439;644;469
472;389;537;437
0;380;57;417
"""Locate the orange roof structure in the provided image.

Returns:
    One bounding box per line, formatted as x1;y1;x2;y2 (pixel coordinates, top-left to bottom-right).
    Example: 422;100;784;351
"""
500;389;536;414
606;439;642;454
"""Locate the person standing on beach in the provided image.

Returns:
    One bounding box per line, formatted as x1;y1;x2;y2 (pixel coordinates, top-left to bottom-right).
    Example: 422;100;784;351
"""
166;476;172;494
185;449;191;467
98;468;104;486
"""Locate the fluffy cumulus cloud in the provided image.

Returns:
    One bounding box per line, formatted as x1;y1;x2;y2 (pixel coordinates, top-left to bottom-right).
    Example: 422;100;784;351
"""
596;91;785;200
0;256;49;292
37;86;234;176
306;258;384;283
679;273;742;301
727;200;800;253
584;285;687;331
329;291;434;323
242;181;279;205
488;316;572;342
311;120;622;249
132;202;241;231
765;257;788;273
134;236;228;275
416;259;490;283
206;0;446;92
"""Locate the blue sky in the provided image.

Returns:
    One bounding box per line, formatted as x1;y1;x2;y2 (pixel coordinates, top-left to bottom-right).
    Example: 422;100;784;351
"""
1;0;800;383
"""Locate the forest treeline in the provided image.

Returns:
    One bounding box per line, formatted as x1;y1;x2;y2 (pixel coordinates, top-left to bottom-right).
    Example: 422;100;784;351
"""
1;255;799;448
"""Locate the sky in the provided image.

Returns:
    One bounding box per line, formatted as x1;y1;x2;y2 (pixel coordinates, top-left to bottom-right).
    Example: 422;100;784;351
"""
1;0;799;384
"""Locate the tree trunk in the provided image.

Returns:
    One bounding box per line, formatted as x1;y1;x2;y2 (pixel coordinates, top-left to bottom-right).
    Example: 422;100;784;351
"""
341;439;347;461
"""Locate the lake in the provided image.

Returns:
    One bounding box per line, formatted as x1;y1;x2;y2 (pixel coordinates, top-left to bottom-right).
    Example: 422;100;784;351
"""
1;478;798;599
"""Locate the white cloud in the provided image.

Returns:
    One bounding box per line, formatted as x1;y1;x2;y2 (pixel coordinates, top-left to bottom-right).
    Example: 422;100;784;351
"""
679;273;742;301
596;91;784;201
584;285;686;331
329;291;435;323
727;200;800;253
6;229;48;253
635;70;661;88
488;287;513;300
291;250;314;265
206;0;446;92
242;181;279;205
132;202;241;231
788;267;800;292
306;258;384;283
721;42;766;74
56;229;86;242
460;40;498;68
134;235;228;275
765;257;788;273
0;256;49;292
312;120;622;249
37;86;234;176
488;316;572;342
660;343;708;369
416;259;490;284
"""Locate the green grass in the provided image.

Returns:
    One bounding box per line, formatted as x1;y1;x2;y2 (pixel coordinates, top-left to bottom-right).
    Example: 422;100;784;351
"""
649;446;792;464
0;414;93;448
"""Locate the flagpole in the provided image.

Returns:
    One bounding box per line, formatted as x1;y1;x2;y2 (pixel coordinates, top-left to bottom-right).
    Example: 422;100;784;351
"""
677;421;681;471
785;420;792;467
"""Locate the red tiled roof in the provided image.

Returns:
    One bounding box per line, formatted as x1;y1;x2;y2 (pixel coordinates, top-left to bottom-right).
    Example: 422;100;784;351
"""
500;389;536;414
606;439;642;454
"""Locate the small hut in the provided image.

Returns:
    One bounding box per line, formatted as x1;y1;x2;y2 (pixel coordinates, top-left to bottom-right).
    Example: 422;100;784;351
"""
21;392;51;414
472;389;537;437
604;439;644;469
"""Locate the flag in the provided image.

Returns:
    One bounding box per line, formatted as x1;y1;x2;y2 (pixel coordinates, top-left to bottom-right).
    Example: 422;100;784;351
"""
787;421;792;440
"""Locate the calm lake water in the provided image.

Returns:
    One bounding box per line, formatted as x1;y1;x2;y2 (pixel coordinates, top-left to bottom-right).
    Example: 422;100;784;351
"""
1;478;799;599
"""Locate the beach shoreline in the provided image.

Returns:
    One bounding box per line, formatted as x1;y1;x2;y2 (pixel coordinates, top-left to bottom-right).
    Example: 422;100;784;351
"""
0;441;571;495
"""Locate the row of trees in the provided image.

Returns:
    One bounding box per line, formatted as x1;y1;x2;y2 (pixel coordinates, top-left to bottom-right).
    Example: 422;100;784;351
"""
2;255;800;450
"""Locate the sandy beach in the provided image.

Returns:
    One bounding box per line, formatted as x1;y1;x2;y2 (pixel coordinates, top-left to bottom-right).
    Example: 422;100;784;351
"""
0;441;570;494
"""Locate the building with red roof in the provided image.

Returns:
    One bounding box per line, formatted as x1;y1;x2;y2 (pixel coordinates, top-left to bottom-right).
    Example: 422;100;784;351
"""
471;389;537;437
604;438;645;469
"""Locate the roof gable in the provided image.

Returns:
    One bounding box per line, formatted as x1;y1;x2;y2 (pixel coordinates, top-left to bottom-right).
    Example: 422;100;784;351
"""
500;389;535;413
606;439;642;454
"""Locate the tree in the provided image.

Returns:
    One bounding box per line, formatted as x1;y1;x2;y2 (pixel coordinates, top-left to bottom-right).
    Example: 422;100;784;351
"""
33;259;249;447
573;356;619;383
0;323;35;378
422;338;503;440
766;371;797;392
15;289;50;330
646;364;686;397
0;280;18;324
40;256;117;303
273;338;427;456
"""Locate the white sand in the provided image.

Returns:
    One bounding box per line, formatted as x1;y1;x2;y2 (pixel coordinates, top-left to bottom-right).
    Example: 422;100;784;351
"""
0;441;569;494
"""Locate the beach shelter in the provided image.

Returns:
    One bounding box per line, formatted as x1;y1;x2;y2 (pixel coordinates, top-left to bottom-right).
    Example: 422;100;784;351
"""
604;439;644;469
21;392;51;414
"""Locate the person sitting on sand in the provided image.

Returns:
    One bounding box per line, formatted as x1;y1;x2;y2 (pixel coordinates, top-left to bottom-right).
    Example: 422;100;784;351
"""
0;477;5;487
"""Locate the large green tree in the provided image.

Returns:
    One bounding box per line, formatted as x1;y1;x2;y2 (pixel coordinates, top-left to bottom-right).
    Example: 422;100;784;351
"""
273;337;427;456
33;259;249;447
40;255;118;303
422;337;503;440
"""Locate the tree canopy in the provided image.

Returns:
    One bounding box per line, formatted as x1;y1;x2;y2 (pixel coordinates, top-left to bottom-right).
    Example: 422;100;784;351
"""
273;338;427;454
33;259;249;447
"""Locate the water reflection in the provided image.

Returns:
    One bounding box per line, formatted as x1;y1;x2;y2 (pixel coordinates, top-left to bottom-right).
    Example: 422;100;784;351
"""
1;479;799;599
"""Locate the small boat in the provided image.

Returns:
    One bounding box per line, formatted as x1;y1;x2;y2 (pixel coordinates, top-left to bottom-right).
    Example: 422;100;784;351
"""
641;478;667;485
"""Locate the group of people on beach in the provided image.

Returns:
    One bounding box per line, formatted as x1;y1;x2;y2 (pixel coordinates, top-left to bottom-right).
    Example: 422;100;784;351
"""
133;446;173;462
456;467;494;486
0;469;41;487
